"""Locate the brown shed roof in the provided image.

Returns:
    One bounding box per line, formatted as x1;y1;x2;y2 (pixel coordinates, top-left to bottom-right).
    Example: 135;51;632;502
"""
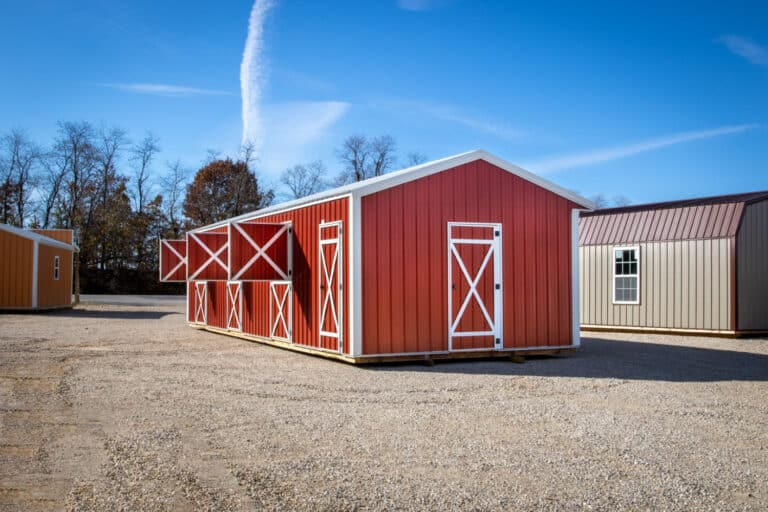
579;190;768;246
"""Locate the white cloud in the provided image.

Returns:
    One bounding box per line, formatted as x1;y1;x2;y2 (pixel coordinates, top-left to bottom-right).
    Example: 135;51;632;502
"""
96;83;232;96
422;104;524;141
526;124;760;174
258;101;351;174
241;0;276;148
719;35;768;66
382;100;524;141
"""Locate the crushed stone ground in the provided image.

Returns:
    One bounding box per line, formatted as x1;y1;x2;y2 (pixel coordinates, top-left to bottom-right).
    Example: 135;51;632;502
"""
1;303;767;511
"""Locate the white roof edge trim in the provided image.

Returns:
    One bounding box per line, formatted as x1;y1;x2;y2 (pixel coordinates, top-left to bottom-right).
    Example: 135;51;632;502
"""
0;223;76;250
192;149;594;232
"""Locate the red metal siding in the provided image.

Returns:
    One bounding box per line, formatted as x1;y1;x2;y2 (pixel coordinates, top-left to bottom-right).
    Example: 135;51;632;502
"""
361;160;579;355
187;232;228;280
204;198;350;354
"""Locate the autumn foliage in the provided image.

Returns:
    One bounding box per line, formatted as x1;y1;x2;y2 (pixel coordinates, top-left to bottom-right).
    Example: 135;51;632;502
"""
183;158;273;226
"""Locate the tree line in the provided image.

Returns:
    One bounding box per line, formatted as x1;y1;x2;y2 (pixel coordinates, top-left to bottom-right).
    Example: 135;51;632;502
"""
0;122;417;293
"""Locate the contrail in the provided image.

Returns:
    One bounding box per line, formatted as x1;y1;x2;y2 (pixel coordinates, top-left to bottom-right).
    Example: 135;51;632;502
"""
241;0;275;148
526;124;760;173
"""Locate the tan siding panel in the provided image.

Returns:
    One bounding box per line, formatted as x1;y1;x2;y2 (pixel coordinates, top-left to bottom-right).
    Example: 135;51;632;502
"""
580;239;732;331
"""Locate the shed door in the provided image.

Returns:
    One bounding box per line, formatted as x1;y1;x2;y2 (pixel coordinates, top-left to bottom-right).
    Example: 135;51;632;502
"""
194;281;208;324
270;281;292;341
448;223;502;351
226;281;242;332
318;221;343;352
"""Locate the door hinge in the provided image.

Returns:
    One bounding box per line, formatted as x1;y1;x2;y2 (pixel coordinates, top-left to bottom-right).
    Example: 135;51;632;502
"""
495;283;500;290
495;230;500;236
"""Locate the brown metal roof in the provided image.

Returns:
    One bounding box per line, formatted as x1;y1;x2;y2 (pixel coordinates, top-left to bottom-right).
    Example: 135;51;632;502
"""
578;190;768;246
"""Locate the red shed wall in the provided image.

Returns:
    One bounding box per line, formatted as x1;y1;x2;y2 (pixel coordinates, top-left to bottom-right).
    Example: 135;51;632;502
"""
361;160;579;355
194;198;350;354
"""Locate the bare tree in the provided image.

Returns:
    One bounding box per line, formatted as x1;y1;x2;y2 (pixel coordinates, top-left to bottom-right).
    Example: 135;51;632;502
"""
590;194;609;209
0;130;40;226
406;151;428;166
281;160;328;199
130;133;160;214
369;135;397;177
239;140;258;169
612;195;632;207
95;126;128;208
337;135;369;183
47;121;98;231
161;159;187;237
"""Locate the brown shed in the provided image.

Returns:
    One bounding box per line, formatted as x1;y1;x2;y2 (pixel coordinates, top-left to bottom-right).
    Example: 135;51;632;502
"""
579;191;768;335
0;224;75;310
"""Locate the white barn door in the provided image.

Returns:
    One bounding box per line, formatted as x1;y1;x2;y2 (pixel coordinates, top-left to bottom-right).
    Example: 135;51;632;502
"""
447;222;503;351
318;221;343;353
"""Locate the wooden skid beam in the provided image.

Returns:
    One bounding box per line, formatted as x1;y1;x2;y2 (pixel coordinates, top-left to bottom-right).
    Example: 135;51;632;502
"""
191;325;574;364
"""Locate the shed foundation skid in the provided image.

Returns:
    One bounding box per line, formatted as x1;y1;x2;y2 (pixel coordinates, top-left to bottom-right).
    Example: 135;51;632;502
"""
160;150;594;363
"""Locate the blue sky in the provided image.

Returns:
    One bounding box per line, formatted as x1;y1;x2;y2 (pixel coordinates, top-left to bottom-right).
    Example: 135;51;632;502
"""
0;0;766;203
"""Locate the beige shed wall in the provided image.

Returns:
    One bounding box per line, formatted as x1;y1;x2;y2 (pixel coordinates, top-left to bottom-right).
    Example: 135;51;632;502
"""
580;239;732;331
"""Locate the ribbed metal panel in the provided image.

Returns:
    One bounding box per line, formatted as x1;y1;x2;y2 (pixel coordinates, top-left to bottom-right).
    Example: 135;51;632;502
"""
0;229;33;308
361;160;579;355
36;244;73;308
580;203;744;246
194;198;350;354
579;240;732;331
736;199;768;330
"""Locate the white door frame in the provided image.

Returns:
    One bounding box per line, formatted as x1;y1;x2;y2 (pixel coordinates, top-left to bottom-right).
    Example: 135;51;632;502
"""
318;221;343;353
226;281;243;332
447;222;503;351
270;281;293;342
229;221;293;281
194;281;208;325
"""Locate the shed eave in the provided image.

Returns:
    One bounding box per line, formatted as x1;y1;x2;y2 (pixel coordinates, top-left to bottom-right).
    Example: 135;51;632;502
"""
0;224;76;251
191;149;594;233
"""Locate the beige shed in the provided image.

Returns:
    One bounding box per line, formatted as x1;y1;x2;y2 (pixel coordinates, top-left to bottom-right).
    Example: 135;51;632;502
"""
578;191;768;336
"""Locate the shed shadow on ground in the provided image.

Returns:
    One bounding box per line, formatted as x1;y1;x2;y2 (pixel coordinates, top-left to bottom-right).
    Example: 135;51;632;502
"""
41;308;180;320
369;337;768;382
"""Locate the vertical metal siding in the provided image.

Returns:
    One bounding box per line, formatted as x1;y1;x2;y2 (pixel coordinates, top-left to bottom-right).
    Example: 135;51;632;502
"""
361;160;578;355
201;198;350;353
579;239;732;330
37;244;73;308
0;230;33;308
736;199;768;330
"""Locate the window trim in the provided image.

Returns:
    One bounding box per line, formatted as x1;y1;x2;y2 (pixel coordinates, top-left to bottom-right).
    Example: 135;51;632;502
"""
612;245;640;305
54;255;60;281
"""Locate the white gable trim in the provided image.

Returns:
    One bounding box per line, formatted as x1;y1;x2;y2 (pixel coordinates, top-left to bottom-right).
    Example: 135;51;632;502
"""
191;150;593;233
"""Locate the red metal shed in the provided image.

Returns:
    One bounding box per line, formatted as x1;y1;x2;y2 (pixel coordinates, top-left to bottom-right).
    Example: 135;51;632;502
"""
159;150;593;362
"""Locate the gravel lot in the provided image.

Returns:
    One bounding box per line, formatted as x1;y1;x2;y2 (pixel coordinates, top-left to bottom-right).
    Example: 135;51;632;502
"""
1;302;767;511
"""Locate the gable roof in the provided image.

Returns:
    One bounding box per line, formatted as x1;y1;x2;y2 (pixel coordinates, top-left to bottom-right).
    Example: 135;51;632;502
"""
579;190;768;246
194;149;593;232
0;223;77;251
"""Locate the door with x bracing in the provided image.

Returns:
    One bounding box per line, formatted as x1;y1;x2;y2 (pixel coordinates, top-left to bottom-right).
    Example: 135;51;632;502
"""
226;281;243;332
447;222;503;351
270;281;292;341
193;281;208;324
318;221;343;352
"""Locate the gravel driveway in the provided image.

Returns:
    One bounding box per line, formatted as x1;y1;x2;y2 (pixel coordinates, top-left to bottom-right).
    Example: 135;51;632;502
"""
1;303;767;511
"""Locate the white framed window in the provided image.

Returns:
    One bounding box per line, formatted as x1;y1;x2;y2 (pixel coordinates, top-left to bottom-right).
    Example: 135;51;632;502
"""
54;256;60;281
613;246;639;304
